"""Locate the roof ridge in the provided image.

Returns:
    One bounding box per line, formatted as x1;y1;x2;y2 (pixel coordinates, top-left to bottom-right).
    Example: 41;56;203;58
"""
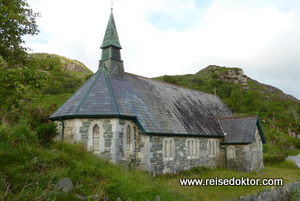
124;72;218;97
72;71;102;115
105;72;120;115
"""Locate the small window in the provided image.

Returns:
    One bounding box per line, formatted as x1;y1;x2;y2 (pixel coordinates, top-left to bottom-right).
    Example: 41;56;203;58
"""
195;140;199;157
164;139;168;157
93;124;100;152
126;125;131;151
208;139;219;157
227;146;236;159
186;139;200;159
123;123;134;154
122;123;135;155
163;138;174;161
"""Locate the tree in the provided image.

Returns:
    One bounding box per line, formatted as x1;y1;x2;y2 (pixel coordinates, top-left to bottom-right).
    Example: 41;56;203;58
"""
0;0;43;112
0;0;39;65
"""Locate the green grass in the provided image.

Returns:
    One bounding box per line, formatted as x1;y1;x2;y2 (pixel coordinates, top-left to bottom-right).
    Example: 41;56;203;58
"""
1;120;300;201
161;162;300;201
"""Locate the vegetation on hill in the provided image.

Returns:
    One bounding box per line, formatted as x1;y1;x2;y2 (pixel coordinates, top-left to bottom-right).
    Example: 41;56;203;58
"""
0;0;43;112
30;53;93;95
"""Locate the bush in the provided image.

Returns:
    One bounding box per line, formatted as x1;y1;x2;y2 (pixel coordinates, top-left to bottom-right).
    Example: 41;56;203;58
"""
264;153;287;165
36;123;58;146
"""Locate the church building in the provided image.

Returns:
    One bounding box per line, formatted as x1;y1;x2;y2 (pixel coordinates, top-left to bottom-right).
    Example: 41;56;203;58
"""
49;11;266;175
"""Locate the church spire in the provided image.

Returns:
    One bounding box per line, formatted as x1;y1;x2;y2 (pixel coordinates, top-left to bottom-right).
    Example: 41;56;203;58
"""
100;10;122;50
99;9;124;77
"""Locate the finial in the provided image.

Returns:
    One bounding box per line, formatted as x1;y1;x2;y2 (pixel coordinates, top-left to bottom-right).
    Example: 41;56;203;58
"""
111;1;113;12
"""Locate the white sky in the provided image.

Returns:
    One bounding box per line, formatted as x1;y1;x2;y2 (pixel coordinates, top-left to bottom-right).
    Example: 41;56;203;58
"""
25;0;300;100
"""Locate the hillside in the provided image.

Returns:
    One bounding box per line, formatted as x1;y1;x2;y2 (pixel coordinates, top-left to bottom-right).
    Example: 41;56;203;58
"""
154;65;299;115
30;53;93;78
30;53;93;96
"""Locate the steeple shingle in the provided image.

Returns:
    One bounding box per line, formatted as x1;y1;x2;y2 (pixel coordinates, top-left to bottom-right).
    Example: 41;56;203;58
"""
100;11;122;49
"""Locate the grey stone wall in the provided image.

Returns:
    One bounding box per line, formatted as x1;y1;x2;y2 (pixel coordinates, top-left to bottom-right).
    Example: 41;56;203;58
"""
224;127;264;172
54;118;225;175
227;145;252;172
146;135;222;175
223;181;300;201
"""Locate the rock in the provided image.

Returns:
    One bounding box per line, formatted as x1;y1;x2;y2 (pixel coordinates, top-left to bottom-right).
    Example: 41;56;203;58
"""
155;195;161;201
54;178;74;193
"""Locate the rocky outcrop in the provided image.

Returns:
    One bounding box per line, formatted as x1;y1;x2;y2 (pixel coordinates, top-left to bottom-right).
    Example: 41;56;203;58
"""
203;65;248;85
200;65;298;102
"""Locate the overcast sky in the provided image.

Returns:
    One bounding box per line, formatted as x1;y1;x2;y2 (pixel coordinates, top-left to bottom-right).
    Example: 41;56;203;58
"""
25;0;300;100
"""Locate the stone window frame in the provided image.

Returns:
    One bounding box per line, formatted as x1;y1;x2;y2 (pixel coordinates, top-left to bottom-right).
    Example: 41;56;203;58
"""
123;122;135;154
208;139;219;157
163;138;175;161
88;121;104;154
186;139;200;159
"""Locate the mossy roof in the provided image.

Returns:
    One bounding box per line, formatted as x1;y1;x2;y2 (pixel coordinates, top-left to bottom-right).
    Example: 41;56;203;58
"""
49;69;235;136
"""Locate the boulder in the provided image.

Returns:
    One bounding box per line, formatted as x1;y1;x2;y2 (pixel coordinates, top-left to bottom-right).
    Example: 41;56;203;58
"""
54;177;74;193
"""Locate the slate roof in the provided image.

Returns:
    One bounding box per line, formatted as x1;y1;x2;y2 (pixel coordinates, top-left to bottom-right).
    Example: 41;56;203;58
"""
49;69;234;136
218;116;266;144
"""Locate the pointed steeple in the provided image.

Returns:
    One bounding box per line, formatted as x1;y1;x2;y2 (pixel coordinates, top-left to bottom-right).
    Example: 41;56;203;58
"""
100;11;122;49
99;9;124;77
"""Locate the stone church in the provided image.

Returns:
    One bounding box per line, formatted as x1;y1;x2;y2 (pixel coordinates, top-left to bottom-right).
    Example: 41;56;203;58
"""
49;11;266;175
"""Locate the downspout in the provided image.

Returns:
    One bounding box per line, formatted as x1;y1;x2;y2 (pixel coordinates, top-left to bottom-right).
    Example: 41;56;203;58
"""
220;144;227;168
59;118;65;141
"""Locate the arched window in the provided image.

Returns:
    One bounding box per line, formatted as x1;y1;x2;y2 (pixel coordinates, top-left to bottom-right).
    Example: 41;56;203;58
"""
187;140;190;157
195;140;199;157
209;141;212;156
126;125;131;151
163;138;174;160
208;139;219;157
123;123;134;154
191;141;194;156
227;146;236;160
186;139;200;159
93;124;100;152
170;140;173;157
229;147;234;159
164;139;168;157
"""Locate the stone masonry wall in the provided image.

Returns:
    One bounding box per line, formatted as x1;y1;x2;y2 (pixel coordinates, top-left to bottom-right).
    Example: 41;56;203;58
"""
54;118;224;175
147;135;222;175
226;145;251;172
225;127;264;172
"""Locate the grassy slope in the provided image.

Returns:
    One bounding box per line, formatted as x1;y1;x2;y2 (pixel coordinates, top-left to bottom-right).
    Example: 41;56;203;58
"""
1;122;300;201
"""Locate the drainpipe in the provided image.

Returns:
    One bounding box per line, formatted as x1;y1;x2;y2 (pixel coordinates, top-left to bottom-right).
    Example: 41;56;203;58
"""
59;118;65;141
220;144;227;168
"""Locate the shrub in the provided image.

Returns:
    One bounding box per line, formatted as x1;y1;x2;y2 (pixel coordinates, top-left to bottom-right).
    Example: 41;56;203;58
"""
264;153;287;165
1;123;38;146
35;123;58;146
